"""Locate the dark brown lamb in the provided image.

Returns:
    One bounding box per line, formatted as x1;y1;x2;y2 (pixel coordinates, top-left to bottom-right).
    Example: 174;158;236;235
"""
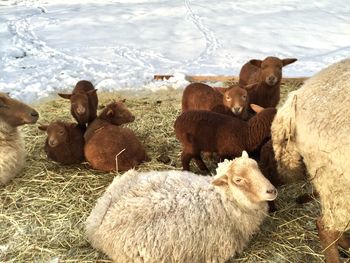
182;82;249;120
84;101;148;172
174;104;277;172
58;80;98;126
239;56;297;108
38;121;85;165
259;139;318;209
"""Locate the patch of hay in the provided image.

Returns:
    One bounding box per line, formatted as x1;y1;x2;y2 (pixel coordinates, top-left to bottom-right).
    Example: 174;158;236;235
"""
0;86;349;262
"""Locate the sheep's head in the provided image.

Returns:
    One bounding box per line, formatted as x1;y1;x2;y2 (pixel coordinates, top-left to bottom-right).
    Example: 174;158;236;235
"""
58;89;97;124
223;85;248;116
39;122;68;148
212;151;277;205
0;92;39;127
99;100;135;125
249;57;297;86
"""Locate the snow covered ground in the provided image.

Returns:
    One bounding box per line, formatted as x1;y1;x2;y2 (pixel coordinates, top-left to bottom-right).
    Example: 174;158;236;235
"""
0;0;349;102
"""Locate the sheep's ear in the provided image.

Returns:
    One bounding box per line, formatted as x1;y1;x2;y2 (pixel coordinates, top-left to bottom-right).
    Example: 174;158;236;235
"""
242;83;257;89
241;150;249;158
87;89;97;95
212;174;228;186
250;104;265;113
38;125;48;131
106;109;114;117
249;59;262;68
58;93;72;99
282;58;297;67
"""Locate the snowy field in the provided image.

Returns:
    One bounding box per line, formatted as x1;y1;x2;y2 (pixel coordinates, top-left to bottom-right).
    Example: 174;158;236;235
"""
0;0;349;102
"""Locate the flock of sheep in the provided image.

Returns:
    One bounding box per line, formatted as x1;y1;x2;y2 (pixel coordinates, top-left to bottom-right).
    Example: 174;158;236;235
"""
0;56;349;263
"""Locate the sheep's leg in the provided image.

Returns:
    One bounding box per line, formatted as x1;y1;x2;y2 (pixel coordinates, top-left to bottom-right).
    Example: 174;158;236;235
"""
193;156;209;173
316;218;341;263
338;233;350;249
181;150;193;171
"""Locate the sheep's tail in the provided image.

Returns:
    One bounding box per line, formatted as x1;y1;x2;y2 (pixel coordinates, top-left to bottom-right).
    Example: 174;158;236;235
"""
271;92;305;183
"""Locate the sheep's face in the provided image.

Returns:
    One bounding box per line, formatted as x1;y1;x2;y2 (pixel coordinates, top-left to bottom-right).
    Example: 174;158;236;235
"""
39;122;68;148
223;86;248;115
101;101;135;125
58;89;97;124
0;92;39;127
250;57;297;86
212;151;277;204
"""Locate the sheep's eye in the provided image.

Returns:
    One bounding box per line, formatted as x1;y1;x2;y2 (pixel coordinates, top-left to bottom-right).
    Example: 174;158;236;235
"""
225;96;232;101
233;177;244;185
242;95;247;100
59;130;64;135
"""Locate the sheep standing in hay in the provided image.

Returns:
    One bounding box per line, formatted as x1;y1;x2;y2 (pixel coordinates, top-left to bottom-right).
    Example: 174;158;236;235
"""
239;56;297;108
0;92;39;185
271;58;350;263
85;151;277;263
58;80;98;126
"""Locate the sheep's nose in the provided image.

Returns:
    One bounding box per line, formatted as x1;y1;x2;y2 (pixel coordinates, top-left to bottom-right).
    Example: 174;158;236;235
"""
76;106;86;115
130;115;135;122
234;107;241;113
266;188;277;195
48;139;57;147
31;110;39;118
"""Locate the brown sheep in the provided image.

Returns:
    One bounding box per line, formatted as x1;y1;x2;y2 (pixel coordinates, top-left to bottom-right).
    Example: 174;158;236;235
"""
259;139;318;211
38;121;85;165
174;104;276;172
58;80;98;126
239;56;297;108
84;101;148;172
182;83;249;120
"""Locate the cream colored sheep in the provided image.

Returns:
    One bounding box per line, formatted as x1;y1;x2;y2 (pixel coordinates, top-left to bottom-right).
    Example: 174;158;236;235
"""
0;93;39;185
86;151;277;263
271;58;350;262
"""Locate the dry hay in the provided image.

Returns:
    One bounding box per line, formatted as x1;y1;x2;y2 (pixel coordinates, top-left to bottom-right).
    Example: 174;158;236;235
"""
0;85;349;263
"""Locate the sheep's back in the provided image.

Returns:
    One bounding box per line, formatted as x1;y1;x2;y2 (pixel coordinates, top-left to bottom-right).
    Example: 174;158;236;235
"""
84;125;146;171
239;61;261;86
174;110;246;153
182;83;222;112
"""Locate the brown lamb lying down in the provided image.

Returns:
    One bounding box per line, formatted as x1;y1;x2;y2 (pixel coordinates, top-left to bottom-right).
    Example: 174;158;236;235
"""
174;104;276;172
58;80;98;126
84;101;148;172
39;121;85;165
182;82;250;120
239;56;297;108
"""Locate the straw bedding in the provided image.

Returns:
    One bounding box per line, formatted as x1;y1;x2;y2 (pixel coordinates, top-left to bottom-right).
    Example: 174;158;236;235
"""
0;85;349;262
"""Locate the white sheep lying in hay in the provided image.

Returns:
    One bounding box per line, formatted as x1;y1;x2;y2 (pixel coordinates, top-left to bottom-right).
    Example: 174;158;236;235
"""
0;92;39;185
86;151;277;262
271;58;350;263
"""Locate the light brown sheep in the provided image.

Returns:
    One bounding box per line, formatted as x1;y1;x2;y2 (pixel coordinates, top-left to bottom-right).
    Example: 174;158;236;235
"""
0;92;39;185
84;101;148;172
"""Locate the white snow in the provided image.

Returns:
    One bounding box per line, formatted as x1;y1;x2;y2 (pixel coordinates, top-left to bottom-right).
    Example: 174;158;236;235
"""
0;0;349;102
